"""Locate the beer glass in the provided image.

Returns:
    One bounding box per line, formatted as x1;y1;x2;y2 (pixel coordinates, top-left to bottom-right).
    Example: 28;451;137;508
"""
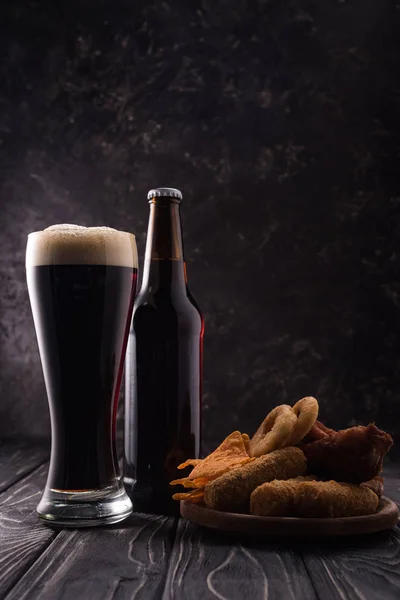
26;224;138;526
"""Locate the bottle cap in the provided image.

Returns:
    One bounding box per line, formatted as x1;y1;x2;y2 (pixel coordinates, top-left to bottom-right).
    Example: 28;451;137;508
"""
147;187;182;201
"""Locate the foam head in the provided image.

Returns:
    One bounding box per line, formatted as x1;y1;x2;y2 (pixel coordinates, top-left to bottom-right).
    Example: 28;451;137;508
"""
26;224;138;268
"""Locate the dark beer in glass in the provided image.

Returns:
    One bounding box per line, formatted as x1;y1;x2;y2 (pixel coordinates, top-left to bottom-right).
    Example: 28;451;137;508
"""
124;188;203;515
26;224;138;526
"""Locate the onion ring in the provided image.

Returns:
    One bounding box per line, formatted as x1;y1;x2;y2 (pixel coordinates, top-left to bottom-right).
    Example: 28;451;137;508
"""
287;396;319;445
249;405;297;457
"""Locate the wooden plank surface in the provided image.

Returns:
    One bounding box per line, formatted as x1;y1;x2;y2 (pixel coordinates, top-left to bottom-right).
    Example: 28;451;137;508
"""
162;518;317;600
302;465;400;600
0;446;399;600
0;463;57;599
6;514;177;600
0;440;48;492
301;528;400;600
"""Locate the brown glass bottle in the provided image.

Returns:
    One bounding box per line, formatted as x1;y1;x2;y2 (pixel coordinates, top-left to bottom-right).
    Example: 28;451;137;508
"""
124;187;203;515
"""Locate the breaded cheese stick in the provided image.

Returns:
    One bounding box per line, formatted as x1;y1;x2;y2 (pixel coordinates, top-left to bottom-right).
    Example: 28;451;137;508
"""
203;447;306;513
250;479;379;518
250;477;316;517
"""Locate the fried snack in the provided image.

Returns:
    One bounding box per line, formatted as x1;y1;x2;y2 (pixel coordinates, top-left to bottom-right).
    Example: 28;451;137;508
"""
203;447;306;513
297;481;379;517
249;405;297;457
250;479;379;518
242;433;250;454
287;397;319;445
172;489;205;503
171;431;253;502
361;476;384;499
250;478;308;517
302;424;393;483
249;476;318;517
177;459;202;470
302;420;336;443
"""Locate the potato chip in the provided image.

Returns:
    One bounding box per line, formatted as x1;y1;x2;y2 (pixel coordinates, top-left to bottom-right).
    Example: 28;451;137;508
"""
242;433;250;454
177;459;202;470
171;431;253;503
188;431;250;479
170;477;210;489
172;490;204;502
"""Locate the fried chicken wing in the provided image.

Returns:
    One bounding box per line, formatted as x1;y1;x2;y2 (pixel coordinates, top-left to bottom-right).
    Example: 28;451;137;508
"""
302;420;336;443
302;424;393;483
361;476;384;499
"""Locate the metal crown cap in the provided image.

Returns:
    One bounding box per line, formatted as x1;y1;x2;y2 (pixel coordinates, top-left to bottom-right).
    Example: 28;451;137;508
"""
147;187;183;201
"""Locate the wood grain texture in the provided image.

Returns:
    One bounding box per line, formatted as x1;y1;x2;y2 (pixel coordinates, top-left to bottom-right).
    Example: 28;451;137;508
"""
0;450;399;600
6;513;177;600
0;440;48;492
162;517;317;600
0;463;57;599
301;527;400;600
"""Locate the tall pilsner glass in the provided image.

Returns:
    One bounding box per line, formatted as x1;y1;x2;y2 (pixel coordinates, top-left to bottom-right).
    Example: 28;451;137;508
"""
26;224;138;526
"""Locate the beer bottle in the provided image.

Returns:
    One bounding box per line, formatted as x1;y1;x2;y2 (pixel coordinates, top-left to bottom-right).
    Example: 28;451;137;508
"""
124;187;203;515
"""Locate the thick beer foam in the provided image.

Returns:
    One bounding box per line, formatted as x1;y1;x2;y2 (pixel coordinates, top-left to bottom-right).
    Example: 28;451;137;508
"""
26;224;138;268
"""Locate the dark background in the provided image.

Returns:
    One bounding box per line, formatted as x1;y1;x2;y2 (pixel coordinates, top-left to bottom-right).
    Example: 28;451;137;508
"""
0;0;399;449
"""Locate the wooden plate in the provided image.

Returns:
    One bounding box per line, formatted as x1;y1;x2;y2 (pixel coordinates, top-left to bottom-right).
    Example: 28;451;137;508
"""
180;496;399;538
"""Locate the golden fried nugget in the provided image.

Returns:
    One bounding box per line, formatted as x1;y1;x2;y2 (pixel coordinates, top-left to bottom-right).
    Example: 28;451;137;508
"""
250;476;318;516
203;447;307;513
297;481;379;517
251;479;378;518
251;479;303;516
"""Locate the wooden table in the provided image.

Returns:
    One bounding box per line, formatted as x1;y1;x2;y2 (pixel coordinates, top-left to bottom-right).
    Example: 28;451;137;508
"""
1;440;399;600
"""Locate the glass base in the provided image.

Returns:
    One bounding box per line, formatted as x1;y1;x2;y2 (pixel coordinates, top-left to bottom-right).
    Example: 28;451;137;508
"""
37;483;133;527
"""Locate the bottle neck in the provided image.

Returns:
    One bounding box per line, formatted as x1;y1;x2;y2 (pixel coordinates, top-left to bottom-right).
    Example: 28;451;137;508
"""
141;200;186;291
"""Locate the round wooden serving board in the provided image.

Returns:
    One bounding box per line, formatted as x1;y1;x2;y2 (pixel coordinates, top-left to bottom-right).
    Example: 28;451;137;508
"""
180;496;399;538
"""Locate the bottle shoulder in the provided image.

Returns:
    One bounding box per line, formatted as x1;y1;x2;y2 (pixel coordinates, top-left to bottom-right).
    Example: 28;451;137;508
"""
132;288;203;330
134;290;201;314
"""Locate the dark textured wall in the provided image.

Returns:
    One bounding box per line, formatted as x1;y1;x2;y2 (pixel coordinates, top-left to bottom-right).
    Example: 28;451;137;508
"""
0;0;399;445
